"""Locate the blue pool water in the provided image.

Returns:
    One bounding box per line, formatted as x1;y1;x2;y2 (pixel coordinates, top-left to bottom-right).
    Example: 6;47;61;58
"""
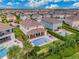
32;37;51;46
0;48;8;58
59;32;69;36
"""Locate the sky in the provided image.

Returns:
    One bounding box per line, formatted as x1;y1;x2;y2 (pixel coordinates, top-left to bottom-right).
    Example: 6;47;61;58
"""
0;0;79;9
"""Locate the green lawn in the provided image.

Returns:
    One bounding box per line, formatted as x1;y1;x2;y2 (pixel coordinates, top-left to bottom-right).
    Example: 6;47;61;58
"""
43;26;79;59
58;47;78;57
63;52;79;59
62;23;79;34
44;46;79;59
45;54;61;59
40;40;64;49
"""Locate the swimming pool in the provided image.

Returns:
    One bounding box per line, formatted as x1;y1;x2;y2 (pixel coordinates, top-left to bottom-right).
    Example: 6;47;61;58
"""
0;48;8;58
59;32;69;36
31;36;53;46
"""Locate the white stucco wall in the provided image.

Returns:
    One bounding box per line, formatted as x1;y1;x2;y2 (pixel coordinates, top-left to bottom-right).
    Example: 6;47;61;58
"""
41;20;62;30
0;33;16;48
20;25;44;33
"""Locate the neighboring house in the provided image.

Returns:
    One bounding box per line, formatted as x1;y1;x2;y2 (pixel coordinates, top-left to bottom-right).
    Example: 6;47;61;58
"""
6;14;16;22
41;17;62;30
38;10;49;15
20;14;30;20
32;14;42;22
0;23;15;48
43;14;51;18
32;14;38;19
52;16;65;21
52;12;66;21
64;15;79;28
20;19;47;39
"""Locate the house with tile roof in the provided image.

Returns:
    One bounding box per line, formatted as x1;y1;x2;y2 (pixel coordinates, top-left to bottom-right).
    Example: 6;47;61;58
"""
0;23;15;48
6;14;16;22
64;15;79;28
20;19;47;39
41;17;62;30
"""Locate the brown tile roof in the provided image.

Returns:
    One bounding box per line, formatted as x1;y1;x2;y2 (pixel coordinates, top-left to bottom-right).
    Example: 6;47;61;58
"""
0;23;13;31
20;19;42;28
66;15;79;21
42;17;62;24
27;28;46;35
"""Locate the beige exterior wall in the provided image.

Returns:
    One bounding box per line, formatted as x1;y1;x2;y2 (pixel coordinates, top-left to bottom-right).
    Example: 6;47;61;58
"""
7;15;16;21
20;24;46;39
20;25;44;33
72;21;79;27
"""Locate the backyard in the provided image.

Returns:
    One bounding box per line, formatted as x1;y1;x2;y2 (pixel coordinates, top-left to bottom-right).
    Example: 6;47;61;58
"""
64;52;79;59
13;27;32;51
43;22;79;59
8;22;79;59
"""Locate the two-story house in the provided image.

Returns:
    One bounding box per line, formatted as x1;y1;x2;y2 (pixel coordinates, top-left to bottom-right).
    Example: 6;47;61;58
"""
41;17;62;31
20;19;47;39
0;23;16;48
6;14;16;22
20;14;30;20
64;15;79;28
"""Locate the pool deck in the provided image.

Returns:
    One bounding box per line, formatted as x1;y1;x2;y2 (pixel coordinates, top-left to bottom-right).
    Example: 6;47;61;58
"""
30;35;58;46
1;56;8;59
55;29;72;36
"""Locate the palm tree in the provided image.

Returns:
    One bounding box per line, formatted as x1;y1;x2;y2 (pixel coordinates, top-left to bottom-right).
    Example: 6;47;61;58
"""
1;15;8;23
16;14;21;24
8;46;21;59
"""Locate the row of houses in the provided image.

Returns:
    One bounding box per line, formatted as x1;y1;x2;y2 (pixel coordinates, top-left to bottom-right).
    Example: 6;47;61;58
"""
1;14;79;47
0;12;79;58
0;14;16;22
0;9;79;23
1;11;79;46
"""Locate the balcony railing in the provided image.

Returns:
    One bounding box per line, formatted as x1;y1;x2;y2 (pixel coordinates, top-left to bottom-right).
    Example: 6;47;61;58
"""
0;29;13;37
0;36;11;44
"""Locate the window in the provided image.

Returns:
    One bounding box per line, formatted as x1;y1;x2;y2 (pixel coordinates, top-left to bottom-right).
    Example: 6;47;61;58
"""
0;32;2;36
0;36;11;44
2;32;4;35
6;29;10;32
36;33;40;37
11;29;13;32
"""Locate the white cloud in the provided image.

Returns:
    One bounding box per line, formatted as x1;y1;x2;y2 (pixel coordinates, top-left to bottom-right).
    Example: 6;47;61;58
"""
73;2;79;7
28;0;77;7
28;0;49;7
0;0;2;2
28;0;63;7
46;4;59;9
7;2;13;6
